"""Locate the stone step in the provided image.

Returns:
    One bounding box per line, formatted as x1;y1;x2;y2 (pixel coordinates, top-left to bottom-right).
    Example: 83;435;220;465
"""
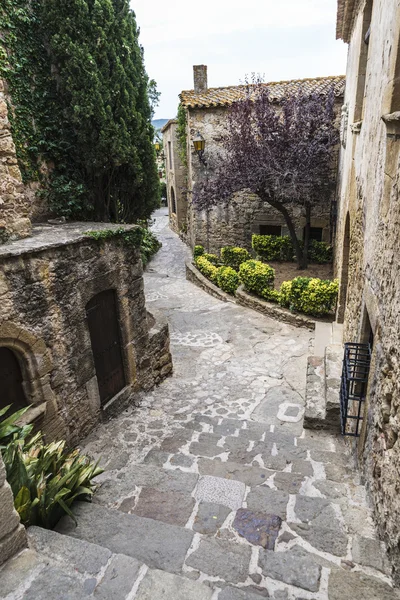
314;321;333;355
304;354;326;429
0;526;213;600
324;344;343;428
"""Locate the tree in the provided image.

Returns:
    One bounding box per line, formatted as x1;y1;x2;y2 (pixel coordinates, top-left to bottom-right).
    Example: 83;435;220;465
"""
148;79;161;119
193;82;339;268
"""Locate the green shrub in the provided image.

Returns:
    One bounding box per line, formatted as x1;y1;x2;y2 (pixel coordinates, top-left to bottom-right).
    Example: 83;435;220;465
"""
279;277;338;316
195;256;219;284
203;253;220;265
193;245;205;258
140;229;162;266
308;240;333;264
217;266;239;294
262;288;281;303
239;260;275;297
1;406;102;529
221;246;251;270
252;234;293;262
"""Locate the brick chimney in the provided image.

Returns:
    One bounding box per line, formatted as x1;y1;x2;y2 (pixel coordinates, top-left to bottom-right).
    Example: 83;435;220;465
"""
193;65;208;93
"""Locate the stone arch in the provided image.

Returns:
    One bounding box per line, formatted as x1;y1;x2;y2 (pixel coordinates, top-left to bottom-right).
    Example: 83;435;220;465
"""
337;212;350;323
0;322;53;408
170;186;177;214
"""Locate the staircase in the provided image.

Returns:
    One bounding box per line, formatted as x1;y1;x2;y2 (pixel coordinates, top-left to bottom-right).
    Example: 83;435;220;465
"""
304;322;344;432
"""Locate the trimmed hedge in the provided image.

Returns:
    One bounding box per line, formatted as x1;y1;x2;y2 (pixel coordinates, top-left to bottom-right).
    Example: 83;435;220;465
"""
252;234;333;264
217;266;240;294
195;256;219;284
203;252;220;265
193;245;205;258
279;277;338;316
221;246;251;270
239;260;275;299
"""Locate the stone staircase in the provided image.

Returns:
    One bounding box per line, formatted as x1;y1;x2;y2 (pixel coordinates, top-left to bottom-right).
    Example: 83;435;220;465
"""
304;322;344;432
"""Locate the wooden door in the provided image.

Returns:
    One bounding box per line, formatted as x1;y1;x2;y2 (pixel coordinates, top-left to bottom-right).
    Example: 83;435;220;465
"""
0;347;27;416
86;290;126;405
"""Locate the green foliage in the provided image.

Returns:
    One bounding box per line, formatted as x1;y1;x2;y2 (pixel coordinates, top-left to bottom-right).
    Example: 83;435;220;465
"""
193;245;205;258
239;260;275;298
176;103;188;167
195;255;219;284
221;246;251;270
216;266;239;294
279;277;338;316
86;226;161;265
203;253;220;265
308;240;333;264
0;0;159;222
1;408;102;529
0;405;32;449
252;234;294;262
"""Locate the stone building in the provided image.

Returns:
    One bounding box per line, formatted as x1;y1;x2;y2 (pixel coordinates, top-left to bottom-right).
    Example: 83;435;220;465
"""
161;118;188;233
0;77;172;564
166;66;345;253
334;0;400;581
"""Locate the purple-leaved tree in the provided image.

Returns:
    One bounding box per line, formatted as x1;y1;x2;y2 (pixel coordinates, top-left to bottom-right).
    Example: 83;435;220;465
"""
193;81;339;269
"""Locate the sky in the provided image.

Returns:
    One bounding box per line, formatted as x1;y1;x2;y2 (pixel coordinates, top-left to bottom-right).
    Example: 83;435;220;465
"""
130;0;348;120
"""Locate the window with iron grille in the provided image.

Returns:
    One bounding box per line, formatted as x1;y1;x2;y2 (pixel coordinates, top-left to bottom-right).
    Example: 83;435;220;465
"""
340;342;371;436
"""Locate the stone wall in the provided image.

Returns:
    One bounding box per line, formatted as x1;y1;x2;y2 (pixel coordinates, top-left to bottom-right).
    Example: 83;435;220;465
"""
335;0;400;580
0;453;27;565
0;223;172;446
185;105;337;253
162;120;187;234
0;79;32;242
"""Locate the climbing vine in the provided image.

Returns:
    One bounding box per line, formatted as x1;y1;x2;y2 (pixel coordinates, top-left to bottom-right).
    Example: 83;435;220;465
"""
176;103;188;167
0;0;159;222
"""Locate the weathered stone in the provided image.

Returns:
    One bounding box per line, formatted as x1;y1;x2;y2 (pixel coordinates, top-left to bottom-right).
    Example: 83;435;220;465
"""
170;453;194;468
246;487;289;519
186;537;252;584
193;502;231;534
21;565;93;600
143;448;170;466
213;419;242;436
258;546;321;592
0;482;21;539
94;554;142;599
136;568;213;600
161;428;193;452
328;569;400;600
290;522;348;557
134;487;195;527
56;501;194;574
233;508;282;549
352;535;391;573
273;472;305;494
194;475;245;510
293;495;329;523
189;433;224;457
219;586;269;600
198;458;272;487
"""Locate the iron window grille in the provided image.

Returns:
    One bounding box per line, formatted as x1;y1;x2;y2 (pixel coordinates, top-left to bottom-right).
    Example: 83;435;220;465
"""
340;342;371;437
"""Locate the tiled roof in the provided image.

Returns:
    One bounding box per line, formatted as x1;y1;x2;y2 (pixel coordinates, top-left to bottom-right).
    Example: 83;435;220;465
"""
180;75;346;109
336;0;358;42
161;118;177;133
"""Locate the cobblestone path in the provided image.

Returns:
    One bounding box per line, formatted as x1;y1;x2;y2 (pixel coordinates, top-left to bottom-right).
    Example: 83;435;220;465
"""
2;208;398;600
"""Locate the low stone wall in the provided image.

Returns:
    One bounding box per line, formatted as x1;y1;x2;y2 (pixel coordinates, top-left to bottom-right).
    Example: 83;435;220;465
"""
0;454;26;565
0;223;172;446
185;260;233;303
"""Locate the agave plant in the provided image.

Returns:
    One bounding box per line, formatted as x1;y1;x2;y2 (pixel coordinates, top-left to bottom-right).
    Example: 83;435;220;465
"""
1;406;103;529
0;404;33;449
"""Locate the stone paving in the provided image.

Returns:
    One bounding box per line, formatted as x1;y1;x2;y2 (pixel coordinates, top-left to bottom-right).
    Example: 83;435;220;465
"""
1;207;399;599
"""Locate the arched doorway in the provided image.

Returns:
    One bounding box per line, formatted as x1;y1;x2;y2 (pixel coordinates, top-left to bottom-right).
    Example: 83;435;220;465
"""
0;347;27;416
170;186;176;214
86;290;126;405
337;213;350;323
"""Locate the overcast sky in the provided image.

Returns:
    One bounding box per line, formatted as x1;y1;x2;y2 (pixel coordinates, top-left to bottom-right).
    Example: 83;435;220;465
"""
131;0;348;120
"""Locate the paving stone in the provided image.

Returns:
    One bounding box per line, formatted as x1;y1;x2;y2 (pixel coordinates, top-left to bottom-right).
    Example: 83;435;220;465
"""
328;569;400;600
56;502;193;574
118;496;137;513
161;428;194;452
189;433;224;457
136;568;213;600
134;487;195;526
309;449;351;466
290;460;314;477
293;495;330;522
324;462;353;482
246;487;289;519
193;501;231;534
198;458;272;487
258;454;288;471
21;565;93;599
273;472;305;494
170;453;195;468
219;586;270;599
28;526;112;575
194;475;245;510
233;508;282;549
0;549;45;598
290;521;348;556
186;537;252;584
313;479;348;500
352;535;391;573
94;554;142;599
143;448;170;466
213;419;242;436
258;546;321;592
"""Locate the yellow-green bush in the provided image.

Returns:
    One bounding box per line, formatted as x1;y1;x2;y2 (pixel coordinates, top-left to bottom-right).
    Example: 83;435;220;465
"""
193;245;205;258
252;234;293;261
203;252;220;265
221;246;251;270
279;277;338;316
239;260;275;297
217;266;239;294
195;256;219;284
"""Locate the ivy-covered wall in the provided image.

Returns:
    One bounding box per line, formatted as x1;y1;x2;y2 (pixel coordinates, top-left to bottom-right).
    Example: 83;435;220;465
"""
0;0;159;223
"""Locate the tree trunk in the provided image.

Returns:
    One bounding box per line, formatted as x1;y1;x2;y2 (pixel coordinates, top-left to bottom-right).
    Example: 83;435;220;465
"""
302;202;311;269
259;192;305;268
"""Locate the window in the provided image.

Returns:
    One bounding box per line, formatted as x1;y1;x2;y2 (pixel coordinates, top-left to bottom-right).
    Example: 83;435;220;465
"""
303;227;323;242
168;141;173;171
259;224;281;236
170;187;176;214
354;0;373;122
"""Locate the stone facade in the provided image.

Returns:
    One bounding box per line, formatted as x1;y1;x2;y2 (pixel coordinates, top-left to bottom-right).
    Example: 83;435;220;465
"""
0;453;27;565
161;119;187;234
335;0;400;581
0;79;32;242
0;223;172;447
171;68;344;254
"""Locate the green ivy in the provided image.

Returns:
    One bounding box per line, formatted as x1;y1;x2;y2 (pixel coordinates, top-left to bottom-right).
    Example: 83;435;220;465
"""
176;103;188;167
86;226;161;266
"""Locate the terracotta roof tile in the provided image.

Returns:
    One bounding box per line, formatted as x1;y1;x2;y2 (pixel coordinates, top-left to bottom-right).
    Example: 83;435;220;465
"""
336;0;358;42
180;75;345;109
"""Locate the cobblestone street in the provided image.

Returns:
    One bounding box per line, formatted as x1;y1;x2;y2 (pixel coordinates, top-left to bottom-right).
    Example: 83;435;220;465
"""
2;208;398;600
